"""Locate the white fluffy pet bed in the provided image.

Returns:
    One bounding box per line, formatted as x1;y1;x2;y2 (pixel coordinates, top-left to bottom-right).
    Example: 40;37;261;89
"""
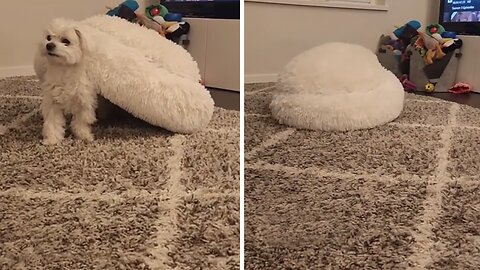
271;42;405;131
47;16;213;134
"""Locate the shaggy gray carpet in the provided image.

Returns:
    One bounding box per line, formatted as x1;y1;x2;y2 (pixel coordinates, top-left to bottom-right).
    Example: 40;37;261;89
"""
0;76;239;270
245;83;480;270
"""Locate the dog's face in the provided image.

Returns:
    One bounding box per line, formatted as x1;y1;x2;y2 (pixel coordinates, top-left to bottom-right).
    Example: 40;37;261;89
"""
39;19;87;66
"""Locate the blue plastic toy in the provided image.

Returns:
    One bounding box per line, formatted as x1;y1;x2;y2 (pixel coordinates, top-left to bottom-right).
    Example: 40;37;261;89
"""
164;13;183;22
393;20;421;39
441;31;457;39
107;0;139;16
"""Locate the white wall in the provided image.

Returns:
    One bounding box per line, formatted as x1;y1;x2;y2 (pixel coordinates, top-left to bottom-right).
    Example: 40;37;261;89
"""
245;0;438;82
0;0;154;77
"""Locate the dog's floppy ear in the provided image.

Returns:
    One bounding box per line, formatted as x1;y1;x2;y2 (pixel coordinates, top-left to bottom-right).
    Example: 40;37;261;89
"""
75;28;89;52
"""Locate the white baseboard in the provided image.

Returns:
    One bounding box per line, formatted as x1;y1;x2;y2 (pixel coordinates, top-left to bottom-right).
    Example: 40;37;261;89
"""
0;65;35;78
245;73;277;83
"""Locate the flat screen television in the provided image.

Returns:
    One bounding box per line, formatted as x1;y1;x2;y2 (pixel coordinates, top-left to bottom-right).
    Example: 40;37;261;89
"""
162;0;240;20
440;0;480;35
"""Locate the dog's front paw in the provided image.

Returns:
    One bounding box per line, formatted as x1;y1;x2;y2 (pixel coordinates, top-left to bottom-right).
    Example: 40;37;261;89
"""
42;136;63;145
75;130;94;142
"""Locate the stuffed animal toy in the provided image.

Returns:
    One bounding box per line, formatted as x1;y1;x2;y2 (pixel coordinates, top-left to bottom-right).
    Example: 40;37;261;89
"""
416;32;446;65
165;21;190;41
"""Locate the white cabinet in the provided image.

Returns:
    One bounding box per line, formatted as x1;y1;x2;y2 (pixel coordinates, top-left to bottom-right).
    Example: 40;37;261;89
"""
184;18;240;92
457;36;480;93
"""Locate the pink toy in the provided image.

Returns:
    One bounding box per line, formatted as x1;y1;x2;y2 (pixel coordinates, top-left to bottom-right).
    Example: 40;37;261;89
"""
449;82;472;94
400;75;417;91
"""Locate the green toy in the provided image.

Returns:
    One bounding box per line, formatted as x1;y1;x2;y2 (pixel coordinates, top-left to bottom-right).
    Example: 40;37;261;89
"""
426;24;445;36
146;4;168;19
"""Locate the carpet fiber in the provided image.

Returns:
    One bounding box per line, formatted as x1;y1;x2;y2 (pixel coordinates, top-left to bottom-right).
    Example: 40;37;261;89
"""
245;83;480;269
0;76;239;270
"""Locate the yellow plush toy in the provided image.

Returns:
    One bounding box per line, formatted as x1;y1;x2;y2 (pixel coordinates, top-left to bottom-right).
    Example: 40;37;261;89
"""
417;32;446;65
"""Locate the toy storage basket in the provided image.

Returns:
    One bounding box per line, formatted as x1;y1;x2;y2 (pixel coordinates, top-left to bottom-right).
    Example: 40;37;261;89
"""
376;36;403;78
376;35;462;93
177;34;190;49
407;46;461;92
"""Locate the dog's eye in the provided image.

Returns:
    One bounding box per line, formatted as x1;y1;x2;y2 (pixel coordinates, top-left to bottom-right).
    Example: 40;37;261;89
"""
46;35;52;41
61;38;70;45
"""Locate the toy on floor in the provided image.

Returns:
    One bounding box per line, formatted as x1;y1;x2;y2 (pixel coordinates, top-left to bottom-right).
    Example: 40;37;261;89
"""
449;82;472;94
425;83;435;93
400;75;417;92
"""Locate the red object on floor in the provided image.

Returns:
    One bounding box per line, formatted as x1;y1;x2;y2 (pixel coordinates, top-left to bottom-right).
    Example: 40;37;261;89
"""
449;82;472;94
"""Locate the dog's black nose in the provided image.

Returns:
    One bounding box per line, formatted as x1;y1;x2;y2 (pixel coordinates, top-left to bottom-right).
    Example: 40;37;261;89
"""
46;43;56;51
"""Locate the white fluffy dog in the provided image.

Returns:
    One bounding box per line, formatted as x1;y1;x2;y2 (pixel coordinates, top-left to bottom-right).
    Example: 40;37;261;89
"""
34;19;96;145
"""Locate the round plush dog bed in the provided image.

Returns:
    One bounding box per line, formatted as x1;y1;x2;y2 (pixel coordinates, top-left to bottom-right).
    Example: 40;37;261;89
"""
35;16;214;134
271;42;405;131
